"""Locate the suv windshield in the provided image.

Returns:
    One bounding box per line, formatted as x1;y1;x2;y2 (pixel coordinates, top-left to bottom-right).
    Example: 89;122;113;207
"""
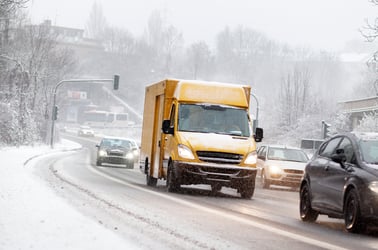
360;140;378;164
267;147;309;162
101;138;131;149
178;103;251;137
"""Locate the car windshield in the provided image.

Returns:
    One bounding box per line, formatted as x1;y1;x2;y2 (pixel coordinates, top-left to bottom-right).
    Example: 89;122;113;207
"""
359;139;378;164
178;103;251;137
267;147;309;162
101;139;131;149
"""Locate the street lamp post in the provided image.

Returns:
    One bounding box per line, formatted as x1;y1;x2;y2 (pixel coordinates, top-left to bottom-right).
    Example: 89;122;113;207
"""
250;93;259;134
50;76;119;148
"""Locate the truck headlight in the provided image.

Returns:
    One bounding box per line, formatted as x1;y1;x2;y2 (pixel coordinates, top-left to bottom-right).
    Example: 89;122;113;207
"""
99;150;107;156
244;151;257;165
369;181;378;193
178;144;195;159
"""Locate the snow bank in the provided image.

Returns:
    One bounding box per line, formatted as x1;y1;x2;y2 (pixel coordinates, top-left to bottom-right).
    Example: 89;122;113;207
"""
0;139;138;250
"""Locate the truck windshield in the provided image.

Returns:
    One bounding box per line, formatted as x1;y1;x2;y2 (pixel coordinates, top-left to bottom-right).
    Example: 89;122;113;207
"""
178;103;251;137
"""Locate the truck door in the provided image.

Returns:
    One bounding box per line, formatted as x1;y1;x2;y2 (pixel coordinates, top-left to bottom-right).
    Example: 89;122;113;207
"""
152;94;165;178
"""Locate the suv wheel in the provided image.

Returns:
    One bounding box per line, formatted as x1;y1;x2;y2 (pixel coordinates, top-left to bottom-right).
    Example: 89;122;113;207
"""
299;183;318;222
344;189;365;233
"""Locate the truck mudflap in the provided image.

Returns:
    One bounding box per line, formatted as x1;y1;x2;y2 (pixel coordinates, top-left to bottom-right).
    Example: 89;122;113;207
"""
172;160;257;187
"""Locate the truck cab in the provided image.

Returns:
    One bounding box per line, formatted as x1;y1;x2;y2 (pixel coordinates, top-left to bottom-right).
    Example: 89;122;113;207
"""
140;79;263;199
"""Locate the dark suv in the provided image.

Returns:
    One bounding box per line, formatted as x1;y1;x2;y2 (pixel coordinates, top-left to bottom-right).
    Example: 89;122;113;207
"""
299;132;378;233
95;137;135;168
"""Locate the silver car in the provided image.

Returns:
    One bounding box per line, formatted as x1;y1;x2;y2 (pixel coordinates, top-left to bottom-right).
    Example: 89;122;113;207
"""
257;145;309;189
95;137;135;168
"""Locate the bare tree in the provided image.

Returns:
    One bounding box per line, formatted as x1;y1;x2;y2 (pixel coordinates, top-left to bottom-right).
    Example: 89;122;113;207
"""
187;41;212;79
162;25;183;75
215;26;275;84
361;0;378;85
143;10;183;76
278;63;311;127
0;0;29;48
103;26;135;55
85;1;107;40
361;0;378;42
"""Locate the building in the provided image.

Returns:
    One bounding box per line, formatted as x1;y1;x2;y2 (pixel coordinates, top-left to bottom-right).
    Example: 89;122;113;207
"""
339;96;378;129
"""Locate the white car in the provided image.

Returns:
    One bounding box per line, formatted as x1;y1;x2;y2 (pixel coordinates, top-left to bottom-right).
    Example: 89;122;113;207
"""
257;145;309;189
77;125;95;137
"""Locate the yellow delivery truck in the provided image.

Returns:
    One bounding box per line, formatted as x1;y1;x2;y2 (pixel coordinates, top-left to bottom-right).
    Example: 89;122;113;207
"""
139;79;263;199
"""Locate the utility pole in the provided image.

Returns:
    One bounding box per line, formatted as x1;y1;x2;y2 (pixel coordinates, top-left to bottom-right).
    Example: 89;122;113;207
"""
50;75;120;148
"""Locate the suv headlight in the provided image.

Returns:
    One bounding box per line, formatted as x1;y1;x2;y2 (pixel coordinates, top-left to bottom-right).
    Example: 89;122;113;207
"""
269;165;283;175
244;151;257;165
178;144;195;159
99;150;107;157
126;152;134;159
369;181;378;193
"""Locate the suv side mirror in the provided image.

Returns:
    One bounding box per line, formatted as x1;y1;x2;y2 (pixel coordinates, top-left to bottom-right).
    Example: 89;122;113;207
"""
258;154;266;160
162;120;174;134
254;127;263;142
331;148;346;164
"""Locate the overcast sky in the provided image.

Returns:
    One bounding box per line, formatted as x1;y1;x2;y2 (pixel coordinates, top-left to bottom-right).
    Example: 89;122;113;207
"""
27;0;377;51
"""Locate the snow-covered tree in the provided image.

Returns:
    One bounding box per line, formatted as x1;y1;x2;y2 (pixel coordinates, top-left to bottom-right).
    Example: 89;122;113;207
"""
356;113;378;132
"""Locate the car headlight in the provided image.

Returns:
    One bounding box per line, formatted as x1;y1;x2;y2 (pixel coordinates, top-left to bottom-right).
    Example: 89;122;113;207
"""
244;151;257;165
269;165;283;175
369;181;378;193
126;152;134;159
99;150;107;157
178;144;195;159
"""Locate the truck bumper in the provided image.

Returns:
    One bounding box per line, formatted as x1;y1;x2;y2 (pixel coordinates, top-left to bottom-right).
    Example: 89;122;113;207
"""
173;161;257;188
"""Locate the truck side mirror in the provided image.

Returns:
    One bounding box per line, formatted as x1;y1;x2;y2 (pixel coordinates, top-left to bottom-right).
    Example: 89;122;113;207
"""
162;120;174;134
254;127;263;142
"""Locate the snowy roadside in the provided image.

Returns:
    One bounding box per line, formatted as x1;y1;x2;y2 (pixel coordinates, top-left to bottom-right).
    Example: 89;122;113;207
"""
0;139;138;250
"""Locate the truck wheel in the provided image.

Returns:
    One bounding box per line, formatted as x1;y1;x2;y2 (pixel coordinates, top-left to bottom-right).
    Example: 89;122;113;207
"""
239;177;255;199
147;174;157;186
167;162;180;192
145;158;157;187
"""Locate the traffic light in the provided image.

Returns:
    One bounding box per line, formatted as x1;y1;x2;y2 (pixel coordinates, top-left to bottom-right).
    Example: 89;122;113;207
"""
52;105;58;120
322;120;331;139
113;74;120;90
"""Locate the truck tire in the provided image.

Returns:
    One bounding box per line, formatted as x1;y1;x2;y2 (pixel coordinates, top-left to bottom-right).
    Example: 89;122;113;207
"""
167;161;180;192
145;158;157;187
147;174;157;186
239;177;255;199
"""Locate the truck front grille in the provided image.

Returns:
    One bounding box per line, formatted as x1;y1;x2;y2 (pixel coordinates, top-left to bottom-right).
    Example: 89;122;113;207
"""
196;151;243;164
